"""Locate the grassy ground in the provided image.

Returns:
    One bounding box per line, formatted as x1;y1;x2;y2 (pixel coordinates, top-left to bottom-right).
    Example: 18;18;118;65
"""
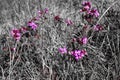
0;0;120;80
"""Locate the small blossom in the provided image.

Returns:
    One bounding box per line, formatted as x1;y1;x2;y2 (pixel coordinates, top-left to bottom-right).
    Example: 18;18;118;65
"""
77;37;88;44
65;19;73;26
69;51;74;55
81;49;87;55
81;37;88;44
72;38;77;42
88;9;99;17
11;47;16;51
75;56;83;60
58;47;67;54
82;1;91;8
13;33;21;40
38;10;43;17
44;8;49;14
81;1;91;12
54;15;61;21
11;29;20;35
28;21;38;30
80;5;91;12
75;56;79;60
82;7;91;12
94;24;103;31
11;29;21;41
70;50;87;60
73;50;81;57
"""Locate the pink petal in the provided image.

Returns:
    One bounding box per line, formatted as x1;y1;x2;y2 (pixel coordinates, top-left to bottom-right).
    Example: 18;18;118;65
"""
38;10;43;17
65;19;73;25
44;8;49;14
28;21;38;30
58;47;67;54
82;1;91;8
81;37;88;44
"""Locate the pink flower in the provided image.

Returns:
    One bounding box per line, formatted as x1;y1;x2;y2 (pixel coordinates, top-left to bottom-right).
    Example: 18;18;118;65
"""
65;19;73;26
81;37;88;44
54;15;61;21
13;33;21;40
11;29;20;35
80;6;90;12
72;38;77;42
11;29;21;41
70;50;87;60
93;24;103;31
11;47;16;51
81;50;87;55
82;1;91;8
28;21;38;30
88;9;99;17
38;10;43;17
81;1;91;12
58;47;67;54
73;50;81;57
44;8;49;14
78;37;88;44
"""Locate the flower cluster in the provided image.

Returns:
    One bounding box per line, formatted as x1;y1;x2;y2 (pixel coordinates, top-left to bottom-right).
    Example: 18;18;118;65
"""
58;36;88;60
28;21;38;30
80;1;103;31
81;1;91;12
58;47;87;60
10;8;49;41
5;2;103;62
88;9;99;18
11;29;21;41
94;24;103;31
70;50;87;60
11;25;38;41
80;1;99;21
58;47;67;54
58;1;102;61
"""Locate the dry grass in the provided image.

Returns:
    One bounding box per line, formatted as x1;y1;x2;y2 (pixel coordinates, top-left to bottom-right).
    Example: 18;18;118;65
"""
0;0;120;80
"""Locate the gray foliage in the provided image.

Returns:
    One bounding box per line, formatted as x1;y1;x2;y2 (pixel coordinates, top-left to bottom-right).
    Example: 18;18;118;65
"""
0;0;120;80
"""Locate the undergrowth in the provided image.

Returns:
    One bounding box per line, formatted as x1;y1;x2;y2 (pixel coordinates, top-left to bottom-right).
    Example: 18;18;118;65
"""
0;0;120;80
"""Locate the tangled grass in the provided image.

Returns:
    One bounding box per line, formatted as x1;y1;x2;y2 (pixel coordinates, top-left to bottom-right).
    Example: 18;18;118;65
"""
0;0;120;80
